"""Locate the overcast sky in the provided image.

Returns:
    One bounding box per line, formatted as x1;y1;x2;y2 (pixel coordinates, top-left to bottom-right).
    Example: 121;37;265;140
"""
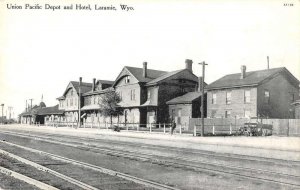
0;0;299;118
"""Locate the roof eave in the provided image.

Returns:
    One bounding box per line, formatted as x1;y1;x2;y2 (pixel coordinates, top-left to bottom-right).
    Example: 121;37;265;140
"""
205;84;258;91
167;101;192;105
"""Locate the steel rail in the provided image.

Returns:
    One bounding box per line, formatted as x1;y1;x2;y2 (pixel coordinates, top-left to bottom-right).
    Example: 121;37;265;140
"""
1;131;300;188
0;166;59;190
2;129;299;167
0;149;100;190
0;141;180;190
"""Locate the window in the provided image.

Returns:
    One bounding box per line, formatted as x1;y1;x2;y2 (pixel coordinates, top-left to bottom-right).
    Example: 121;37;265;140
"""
93;96;97;104
225;110;231;118
131;89;135;100
264;90;270;104
147;90;151;100
70;89;73;96
211;110;216;118
244;110;251;118
226;91;231;104
70;98;73;106
212;93;217;104
244;90;251;103
125;76;130;84
290;93;295;103
119;91;122;100
66;99;69;106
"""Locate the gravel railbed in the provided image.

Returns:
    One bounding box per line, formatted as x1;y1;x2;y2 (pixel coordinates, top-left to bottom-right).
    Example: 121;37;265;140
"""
0;142;155;190
0;133;293;190
0;153;83;190
0;173;40;190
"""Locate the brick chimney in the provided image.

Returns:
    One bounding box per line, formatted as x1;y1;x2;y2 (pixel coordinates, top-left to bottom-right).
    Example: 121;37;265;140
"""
143;62;147;78
79;77;82;86
185;59;193;72
198;77;203;92
92;78;96;92
240;65;246;79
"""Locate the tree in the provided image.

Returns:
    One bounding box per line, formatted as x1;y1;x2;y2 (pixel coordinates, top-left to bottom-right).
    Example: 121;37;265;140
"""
99;89;123;125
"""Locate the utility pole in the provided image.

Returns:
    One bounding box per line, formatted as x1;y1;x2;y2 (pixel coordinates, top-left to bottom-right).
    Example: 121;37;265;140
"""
8;107;13;120
78;77;82;128
199;61;207;137
267;56;269;69
28;98;33;125
0;104;4;124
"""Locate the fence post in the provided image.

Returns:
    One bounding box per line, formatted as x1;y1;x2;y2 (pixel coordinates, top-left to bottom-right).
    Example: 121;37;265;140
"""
137;124;139;131
194;125;196;136
230;123;232;135
180;124;182;135
159;123;161;129
163;123;166;134
213;123;215;135
126;123;128;131
150;123;152;133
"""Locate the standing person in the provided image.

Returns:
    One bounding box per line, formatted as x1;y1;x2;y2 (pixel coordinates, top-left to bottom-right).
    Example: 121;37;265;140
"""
171;120;176;135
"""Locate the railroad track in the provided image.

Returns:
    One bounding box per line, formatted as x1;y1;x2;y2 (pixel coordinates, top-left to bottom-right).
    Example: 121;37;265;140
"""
2;129;299;167
0;165;59;190
1;130;300;189
0;140;179;190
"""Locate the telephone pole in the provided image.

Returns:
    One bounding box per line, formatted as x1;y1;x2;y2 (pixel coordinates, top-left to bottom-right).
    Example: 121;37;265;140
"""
8;106;13;120
28;98;33;125
199;61;207;137
78;77;82;128
0;104;4;124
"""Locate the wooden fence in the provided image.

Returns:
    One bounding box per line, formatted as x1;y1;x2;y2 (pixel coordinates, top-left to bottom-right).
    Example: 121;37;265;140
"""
44;121;183;134
189;118;300;136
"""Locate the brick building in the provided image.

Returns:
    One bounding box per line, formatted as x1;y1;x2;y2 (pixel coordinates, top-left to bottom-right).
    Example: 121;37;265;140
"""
113;60;199;126
205;66;299;119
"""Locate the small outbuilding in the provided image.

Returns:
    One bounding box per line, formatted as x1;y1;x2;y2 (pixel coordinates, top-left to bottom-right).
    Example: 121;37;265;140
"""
166;91;207;130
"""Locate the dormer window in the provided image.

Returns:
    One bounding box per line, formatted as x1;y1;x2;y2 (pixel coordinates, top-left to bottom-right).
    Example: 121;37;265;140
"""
147;90;151;100
125;76;130;84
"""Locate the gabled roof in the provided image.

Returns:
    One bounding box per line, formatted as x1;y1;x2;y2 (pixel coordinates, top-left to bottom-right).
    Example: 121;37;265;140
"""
83;87;114;96
206;67;299;90
37;105;64;115
146;69;184;85
113;66;167;86
97;80;114;85
58;81;93;99
125;66;167;82
20;105;40;116
70;81;93;94
166;92;203;105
